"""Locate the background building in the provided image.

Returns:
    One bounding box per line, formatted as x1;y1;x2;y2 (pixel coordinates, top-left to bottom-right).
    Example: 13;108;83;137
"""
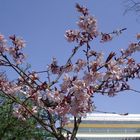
67;113;140;140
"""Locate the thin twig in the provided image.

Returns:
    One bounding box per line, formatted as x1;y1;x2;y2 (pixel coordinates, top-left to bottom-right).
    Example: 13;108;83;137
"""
49;45;81;87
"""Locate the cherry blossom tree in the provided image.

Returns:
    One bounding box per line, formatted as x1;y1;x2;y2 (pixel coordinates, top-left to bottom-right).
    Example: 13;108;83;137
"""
0;3;140;140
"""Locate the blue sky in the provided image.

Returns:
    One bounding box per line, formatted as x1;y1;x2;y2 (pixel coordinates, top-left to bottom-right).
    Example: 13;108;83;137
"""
0;0;140;114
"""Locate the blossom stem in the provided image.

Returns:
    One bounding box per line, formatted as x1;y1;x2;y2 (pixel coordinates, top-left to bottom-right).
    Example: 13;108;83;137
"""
71;117;81;140
49;45;81;87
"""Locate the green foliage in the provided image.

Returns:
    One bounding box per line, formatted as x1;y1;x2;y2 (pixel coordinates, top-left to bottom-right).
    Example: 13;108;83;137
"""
0;93;53;140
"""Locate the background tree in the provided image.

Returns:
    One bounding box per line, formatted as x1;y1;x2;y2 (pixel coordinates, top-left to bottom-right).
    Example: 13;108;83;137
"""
0;92;53;140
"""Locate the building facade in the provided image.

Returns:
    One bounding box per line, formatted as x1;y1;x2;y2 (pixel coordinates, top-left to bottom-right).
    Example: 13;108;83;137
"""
67;113;140;140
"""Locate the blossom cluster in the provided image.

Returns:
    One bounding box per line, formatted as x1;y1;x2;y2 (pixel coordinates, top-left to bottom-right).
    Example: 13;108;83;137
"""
0;34;25;64
65;4;98;45
0;72;21;95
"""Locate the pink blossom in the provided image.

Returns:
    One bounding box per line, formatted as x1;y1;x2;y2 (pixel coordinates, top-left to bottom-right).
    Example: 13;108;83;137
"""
137;33;140;40
100;33;112;43
31;106;38;114
74;59;86;72
14;37;25;49
83;72;93;84
107;60;122;80
65;30;80;42
61;74;72;93
9;47;26;64
0;34;4;41
76;3;89;16
0;34;7;53
9;35;25;49
77;15;97;34
0;73;21;94
122;43;140;56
